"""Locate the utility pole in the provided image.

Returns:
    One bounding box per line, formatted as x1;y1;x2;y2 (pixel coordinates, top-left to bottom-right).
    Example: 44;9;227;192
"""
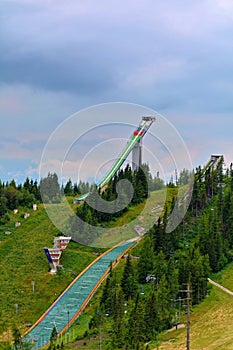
186;282;191;350
99;317;102;350
67;310;70;343
180;282;191;350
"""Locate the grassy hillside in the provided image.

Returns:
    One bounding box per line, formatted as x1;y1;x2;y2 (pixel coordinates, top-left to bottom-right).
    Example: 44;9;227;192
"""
157;262;233;350
0;186;177;341
92;186;177;247
0;203;102;339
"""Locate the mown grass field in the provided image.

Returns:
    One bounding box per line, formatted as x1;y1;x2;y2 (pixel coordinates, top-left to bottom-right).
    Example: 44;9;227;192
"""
157;262;233;350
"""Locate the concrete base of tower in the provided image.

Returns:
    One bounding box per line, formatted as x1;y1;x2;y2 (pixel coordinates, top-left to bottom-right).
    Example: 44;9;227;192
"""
132;140;142;171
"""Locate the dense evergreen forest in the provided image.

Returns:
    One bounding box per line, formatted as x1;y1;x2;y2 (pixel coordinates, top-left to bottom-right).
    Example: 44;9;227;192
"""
82;156;233;349
1;157;233;349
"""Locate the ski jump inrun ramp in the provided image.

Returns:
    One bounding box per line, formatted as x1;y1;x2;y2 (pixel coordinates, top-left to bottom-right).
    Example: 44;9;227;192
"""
75;116;156;201
24;240;136;348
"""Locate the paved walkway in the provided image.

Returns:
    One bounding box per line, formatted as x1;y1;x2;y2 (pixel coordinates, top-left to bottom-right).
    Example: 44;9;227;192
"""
208;278;233;296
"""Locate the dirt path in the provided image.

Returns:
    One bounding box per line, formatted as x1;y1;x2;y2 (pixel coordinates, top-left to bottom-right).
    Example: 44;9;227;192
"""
208;278;233;296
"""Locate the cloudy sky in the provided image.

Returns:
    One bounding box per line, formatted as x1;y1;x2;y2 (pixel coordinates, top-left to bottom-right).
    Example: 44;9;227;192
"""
1;0;233;184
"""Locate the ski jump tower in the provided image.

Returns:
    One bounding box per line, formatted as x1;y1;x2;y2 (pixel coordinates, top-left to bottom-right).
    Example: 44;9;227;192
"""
75;116;156;203
132;116;155;171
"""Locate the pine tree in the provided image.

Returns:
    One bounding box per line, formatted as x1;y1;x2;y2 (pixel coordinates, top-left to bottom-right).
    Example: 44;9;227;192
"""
166;257;179;301
126;294;145;347
112;287;125;348
121;255;137;300
157;275;171;329
190;248;210;304
40;173;61;203
138;236;154;284
64;179;73;196
153;251;167;288
144;291;159;340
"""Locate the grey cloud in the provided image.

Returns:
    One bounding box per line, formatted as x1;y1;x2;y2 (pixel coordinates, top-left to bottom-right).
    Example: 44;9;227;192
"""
0;46;116;94
1;1;233;123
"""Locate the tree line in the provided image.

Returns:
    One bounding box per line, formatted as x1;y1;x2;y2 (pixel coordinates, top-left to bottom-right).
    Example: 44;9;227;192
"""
0;178;40;224
0;172;64;225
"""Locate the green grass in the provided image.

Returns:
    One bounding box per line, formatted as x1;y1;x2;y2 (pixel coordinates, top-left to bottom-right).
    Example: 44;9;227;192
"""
92;187;171;247
0;203;99;339
157;262;233;350
210;263;233;291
